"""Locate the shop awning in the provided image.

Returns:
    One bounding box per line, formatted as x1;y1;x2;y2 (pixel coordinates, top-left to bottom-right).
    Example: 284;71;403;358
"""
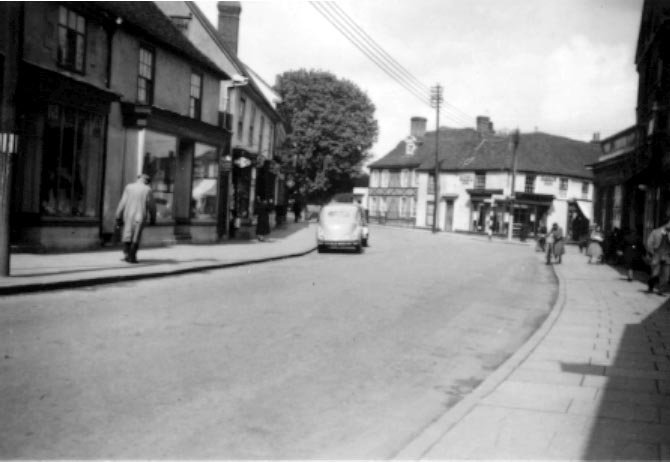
514;192;555;206
192;178;217;198
573;199;593;222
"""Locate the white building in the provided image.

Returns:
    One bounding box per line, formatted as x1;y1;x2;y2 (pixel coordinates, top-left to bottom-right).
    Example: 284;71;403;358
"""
368;117;601;240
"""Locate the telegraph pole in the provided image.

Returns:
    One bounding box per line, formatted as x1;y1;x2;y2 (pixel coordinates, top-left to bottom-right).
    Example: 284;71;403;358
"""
0;3;22;276
430;84;443;233
507;129;520;241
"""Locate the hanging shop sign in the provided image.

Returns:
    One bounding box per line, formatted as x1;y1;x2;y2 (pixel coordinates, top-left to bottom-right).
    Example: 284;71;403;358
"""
234;157;252;168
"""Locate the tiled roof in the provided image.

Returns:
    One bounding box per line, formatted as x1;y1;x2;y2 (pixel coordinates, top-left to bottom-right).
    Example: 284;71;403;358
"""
90;2;229;78
370;128;601;180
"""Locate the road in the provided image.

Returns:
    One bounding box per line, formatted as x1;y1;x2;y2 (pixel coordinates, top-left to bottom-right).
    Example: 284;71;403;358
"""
0;226;557;459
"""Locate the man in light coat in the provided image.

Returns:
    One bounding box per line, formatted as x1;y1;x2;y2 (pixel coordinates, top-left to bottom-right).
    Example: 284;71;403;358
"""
645;219;670;294
115;174;156;263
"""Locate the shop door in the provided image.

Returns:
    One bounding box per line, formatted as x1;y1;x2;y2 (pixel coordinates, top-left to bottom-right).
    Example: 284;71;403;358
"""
444;200;454;231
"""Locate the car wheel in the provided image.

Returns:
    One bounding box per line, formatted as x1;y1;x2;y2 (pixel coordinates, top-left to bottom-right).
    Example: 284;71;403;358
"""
355;242;362;253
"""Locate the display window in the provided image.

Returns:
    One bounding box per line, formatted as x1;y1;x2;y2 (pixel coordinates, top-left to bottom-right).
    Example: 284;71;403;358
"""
142;130;177;223
41;104;103;218
191;143;219;221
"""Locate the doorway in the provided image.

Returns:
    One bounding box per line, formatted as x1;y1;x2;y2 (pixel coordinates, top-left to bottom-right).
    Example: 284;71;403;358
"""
444;200;454;231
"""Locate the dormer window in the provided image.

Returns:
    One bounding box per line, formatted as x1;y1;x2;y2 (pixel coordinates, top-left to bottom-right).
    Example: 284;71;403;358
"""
170;15;192;34
405;136;417;156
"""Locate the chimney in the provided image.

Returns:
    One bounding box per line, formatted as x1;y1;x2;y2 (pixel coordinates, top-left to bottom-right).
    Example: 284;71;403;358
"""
591;132;601;143
218;2;242;55
476;115;493;135
410;116;427;139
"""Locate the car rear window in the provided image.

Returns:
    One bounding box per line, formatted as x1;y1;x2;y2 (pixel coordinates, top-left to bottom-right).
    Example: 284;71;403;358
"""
322;208;356;223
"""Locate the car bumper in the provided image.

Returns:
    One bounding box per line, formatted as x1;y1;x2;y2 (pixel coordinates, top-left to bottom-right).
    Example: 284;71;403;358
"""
318;239;360;247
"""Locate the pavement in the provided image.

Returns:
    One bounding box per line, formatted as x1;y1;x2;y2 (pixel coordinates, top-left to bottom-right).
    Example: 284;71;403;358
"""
0;221;317;295
395;244;670;460
2;225;669;460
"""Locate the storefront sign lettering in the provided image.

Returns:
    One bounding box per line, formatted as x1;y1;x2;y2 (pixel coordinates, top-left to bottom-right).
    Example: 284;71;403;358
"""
460;173;473;185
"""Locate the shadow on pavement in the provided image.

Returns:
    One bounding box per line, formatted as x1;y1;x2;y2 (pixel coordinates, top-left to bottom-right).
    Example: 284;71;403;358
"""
563;298;670;459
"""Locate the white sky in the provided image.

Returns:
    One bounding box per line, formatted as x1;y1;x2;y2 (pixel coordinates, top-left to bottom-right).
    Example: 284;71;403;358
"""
196;0;643;165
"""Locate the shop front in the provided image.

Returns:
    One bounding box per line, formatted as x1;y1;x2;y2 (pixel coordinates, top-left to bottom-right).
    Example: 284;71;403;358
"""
116;104;231;245
466;188;503;233
11;64;119;251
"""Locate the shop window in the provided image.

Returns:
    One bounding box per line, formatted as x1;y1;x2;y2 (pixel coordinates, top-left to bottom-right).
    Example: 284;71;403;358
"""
142;130;177;222
137;46;154;105
524;174;536;193
41;105;103;217
191;143;219;221
58;6;86;73
189;72;202;119
237;97;246;141
475;172;486;189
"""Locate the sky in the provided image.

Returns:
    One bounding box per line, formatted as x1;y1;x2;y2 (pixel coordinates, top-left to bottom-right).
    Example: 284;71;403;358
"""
196;0;644;165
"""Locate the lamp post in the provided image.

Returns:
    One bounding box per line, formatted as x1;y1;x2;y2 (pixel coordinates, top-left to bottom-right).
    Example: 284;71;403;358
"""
507;128;520;241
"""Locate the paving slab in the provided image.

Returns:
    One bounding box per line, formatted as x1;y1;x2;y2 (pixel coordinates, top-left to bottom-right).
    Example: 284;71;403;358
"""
394;244;670;460
0;223;317;295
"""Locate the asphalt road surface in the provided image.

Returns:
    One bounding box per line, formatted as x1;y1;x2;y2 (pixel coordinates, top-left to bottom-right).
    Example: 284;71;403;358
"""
0;226;557;458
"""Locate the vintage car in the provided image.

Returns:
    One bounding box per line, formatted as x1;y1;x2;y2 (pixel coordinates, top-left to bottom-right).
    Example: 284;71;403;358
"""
317;203;369;253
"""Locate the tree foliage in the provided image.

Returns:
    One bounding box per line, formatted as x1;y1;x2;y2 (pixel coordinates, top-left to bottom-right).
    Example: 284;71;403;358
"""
274;69;378;202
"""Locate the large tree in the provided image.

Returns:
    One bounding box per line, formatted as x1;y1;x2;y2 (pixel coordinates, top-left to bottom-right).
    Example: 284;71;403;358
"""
274;69;378;203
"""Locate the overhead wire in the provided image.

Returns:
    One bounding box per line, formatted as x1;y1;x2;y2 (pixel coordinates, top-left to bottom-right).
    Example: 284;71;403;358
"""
324;2;479;128
310;2;431;108
310;1;475;128
310;2;474;126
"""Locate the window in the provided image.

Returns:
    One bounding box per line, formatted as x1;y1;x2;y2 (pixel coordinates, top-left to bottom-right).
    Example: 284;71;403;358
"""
582;181;589;198
427;173;435;194
137;47;154;104
248;105;256;146
191;143;219;222
238;97;246;140
259;115;265;152
401;169;410;187
381;170;389;187
475;172;486;189
41;104;103;217
371;170;380;187
559;177;568;198
142;130;177;222
189;72;202;119
524;174;536;193
57;6;86;72
389;170;401;187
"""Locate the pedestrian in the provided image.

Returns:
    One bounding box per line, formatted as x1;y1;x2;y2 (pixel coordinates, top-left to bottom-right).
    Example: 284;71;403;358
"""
256;198;271;242
586;224;604;264
486;215;493;241
545;226;555;265
292;198;302;223
115;173;156;263
536;225;547;252
551;223;565;264
645;219;670;294
621;227;639;282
